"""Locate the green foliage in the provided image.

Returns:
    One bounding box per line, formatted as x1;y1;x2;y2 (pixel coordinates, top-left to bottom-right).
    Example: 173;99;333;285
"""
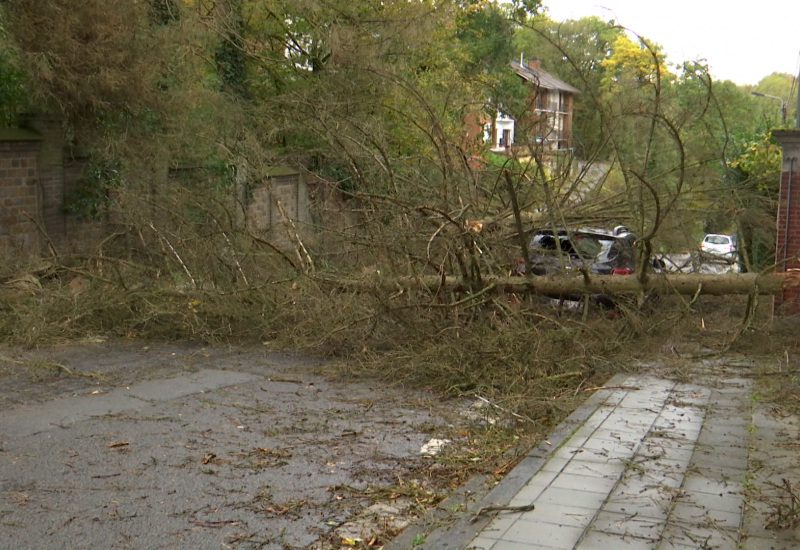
732;134;782;191
62;160;122;221
752;73;795;127
0;13;28;125
456;1;517;75
214;1;249;97
149;0;180;25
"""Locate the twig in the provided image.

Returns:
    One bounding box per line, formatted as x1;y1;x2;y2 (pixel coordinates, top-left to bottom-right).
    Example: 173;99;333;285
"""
0;355;100;378
189;519;240;528
542;370;582;382
470;503;535;523
23;210;58;260
582;385;640;392
146;221;196;289
475;395;536;424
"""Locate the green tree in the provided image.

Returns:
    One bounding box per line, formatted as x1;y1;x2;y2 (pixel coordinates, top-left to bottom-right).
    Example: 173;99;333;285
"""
0;11;27;126
752;72;795;127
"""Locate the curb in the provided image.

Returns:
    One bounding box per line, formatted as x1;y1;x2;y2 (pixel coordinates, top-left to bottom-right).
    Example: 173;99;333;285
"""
384;373;631;550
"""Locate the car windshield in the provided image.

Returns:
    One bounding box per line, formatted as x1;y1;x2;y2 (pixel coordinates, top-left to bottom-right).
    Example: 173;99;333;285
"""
531;233;617;261
706;235;731;245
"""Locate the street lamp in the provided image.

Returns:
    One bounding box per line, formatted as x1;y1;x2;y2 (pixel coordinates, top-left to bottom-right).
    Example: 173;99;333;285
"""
751;91;787;123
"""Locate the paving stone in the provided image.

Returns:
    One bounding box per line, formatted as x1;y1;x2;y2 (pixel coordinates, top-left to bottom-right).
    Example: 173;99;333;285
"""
669;502;742;530
619;394;670;410
466;536;497;549
501;519;585;548
575;530;657;549
707;415;750;429
540;455;571;473
558;431;592;449
520;467;560;488
601;391;630;406
681;475;744;499
601;415;657;434
535;486;608;510
741;537;800;550
680;491;744;517
479;514;520;540
575;531;656;550
644;455;693;473
589;510;664;540
549;472;619;494
688;464;747;483
630;466;685;489
559;446;629;463
561;458;626;479
660;525;739;550
551;441;593;461
593;427;648;444
691;447;749;471
508;487;548;509
671;384;710;403
648;420;702;441
639;438;695;462
508;502;595;528
487;541;552;550
581;436;639;458
656;542;699;550
603;493;671;520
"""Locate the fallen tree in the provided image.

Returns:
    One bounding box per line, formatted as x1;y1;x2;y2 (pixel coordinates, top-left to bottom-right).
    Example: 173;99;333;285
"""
322;272;798;297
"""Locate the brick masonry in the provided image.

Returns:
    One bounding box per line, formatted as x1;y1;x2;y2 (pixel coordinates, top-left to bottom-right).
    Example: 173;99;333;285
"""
1;117;309;262
1;116;105;260
0;140;42;257
773;130;800;315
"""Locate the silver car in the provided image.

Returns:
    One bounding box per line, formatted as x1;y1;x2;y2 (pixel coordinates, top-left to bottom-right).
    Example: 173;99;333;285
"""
700;234;737;260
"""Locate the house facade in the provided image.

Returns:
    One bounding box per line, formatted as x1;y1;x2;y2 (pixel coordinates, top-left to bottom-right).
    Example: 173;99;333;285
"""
483;57;580;154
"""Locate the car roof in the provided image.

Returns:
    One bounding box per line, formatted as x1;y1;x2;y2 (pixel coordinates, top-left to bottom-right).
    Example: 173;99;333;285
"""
533;227;623;238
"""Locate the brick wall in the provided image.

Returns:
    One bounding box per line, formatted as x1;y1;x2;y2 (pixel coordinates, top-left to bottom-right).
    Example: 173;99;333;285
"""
0;138;42;258
1;120;309;261
0;117;105;261
773;130;800;315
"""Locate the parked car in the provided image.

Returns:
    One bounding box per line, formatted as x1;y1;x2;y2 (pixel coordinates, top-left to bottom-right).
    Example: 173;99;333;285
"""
700;234;737;260
512;226;639;308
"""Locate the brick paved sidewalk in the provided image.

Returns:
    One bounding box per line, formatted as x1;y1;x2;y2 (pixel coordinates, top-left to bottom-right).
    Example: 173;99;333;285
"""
389;365;791;550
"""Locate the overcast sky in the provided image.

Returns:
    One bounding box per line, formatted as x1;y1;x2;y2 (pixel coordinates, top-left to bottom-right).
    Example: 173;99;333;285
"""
541;0;800;86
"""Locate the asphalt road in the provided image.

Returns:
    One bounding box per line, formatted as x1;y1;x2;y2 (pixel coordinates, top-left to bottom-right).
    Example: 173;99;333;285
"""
0;342;472;550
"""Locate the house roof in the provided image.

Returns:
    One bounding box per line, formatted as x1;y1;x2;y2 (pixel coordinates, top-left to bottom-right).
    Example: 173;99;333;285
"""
510;59;580;94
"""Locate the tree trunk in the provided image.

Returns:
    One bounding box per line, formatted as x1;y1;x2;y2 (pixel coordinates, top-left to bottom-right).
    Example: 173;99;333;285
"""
322;273;797;296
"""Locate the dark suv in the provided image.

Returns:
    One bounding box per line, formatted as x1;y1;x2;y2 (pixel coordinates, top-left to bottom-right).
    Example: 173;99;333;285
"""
513;226;638;307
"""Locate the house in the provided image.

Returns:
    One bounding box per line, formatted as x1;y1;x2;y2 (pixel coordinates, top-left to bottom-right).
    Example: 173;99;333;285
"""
482;56;580;154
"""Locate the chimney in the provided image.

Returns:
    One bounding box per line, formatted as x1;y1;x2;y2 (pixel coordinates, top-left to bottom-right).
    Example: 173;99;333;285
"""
527;57;540;70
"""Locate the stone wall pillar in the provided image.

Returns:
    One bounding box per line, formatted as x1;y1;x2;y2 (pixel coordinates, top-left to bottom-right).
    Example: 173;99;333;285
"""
0;130;43;258
24;114;66;248
773;130;800;315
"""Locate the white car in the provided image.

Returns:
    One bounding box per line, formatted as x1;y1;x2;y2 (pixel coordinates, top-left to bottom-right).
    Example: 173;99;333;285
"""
700;234;737;259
